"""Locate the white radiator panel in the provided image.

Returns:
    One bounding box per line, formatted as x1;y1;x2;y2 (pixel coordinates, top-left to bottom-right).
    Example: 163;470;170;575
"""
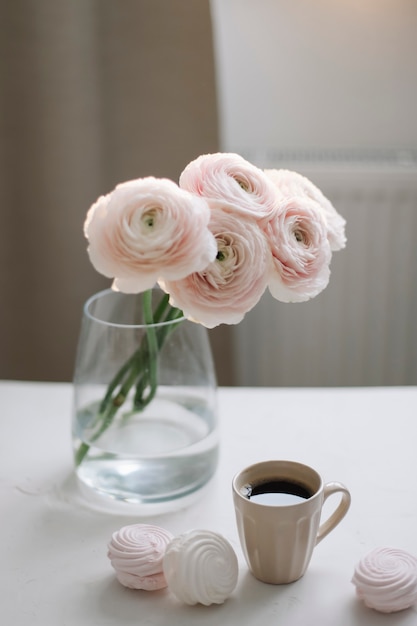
233;162;417;386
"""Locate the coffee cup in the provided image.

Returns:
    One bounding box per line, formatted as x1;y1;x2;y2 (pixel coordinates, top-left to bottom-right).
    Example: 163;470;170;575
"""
232;460;351;584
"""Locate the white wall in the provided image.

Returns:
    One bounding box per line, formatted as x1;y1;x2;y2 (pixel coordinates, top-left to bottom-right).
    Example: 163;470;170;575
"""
210;0;417;386
210;0;417;160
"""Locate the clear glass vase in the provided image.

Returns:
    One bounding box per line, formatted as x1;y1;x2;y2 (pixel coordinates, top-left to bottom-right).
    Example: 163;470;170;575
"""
72;288;219;512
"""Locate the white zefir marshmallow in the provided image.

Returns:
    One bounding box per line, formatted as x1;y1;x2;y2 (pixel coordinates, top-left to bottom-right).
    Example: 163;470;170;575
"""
163;529;238;605
352;546;417;613
108;523;173;590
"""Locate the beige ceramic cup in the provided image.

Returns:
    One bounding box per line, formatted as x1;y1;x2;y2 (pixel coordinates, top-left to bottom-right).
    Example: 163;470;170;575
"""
232;460;351;584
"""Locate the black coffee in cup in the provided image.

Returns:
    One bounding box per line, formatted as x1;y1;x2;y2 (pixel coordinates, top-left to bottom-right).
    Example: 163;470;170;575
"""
243;479;313;506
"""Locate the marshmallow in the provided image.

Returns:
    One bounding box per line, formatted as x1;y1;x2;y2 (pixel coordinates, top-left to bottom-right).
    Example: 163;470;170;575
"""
352;546;417;613
163;529;238;605
108;523;173;590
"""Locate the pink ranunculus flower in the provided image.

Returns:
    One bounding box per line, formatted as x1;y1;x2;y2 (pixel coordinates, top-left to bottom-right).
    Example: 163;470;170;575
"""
264;168;346;251
159;201;271;328
179;153;279;223
84;177;217;293
265;196;332;303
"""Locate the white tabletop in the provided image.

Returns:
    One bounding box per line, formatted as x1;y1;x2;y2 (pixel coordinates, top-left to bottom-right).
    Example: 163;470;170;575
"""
2;381;417;625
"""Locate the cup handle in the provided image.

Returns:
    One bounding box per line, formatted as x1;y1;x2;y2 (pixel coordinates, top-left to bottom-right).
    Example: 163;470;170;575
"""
316;481;351;545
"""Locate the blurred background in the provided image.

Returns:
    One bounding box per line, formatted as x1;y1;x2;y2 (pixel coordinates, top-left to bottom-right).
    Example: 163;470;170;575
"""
1;0;417;387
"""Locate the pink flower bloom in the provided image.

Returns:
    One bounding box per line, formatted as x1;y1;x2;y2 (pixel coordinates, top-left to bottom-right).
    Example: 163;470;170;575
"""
84;177;217;293
264;168;346;251
160;202;271;328
180;153;279;223
265;196;332;303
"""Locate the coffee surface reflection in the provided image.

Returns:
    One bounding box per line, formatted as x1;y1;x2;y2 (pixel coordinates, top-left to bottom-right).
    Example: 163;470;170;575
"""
243;479;313;506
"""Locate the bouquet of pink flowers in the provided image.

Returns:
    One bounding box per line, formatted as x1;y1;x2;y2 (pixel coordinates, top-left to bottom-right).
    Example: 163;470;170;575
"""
78;153;345;464
85;152;346;326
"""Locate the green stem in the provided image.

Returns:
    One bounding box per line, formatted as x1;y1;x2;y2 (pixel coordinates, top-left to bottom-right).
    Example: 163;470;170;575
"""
98;349;139;413
74;290;183;466
140;289;159;406
153;292;170;322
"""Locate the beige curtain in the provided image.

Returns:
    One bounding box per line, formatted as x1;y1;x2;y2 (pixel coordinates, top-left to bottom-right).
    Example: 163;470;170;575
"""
0;0;234;384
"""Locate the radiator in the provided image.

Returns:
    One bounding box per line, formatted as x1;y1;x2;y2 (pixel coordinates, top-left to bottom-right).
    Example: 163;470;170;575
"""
232;153;417;386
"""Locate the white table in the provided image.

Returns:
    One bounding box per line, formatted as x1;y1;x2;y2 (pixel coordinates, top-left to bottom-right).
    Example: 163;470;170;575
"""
2;381;417;625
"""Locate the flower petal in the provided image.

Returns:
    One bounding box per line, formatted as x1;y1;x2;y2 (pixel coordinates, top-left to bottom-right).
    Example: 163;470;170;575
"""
161;201;271;327
180;153;279;223
84;177;217;293
265;196;332;302
265;168;346;251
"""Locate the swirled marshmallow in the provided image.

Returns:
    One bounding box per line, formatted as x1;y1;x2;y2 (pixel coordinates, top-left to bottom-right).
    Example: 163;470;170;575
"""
352;547;417;613
163;529;238;605
108;523;173;590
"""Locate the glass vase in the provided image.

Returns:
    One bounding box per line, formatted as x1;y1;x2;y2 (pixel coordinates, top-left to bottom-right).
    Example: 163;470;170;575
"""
72;288;219;512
